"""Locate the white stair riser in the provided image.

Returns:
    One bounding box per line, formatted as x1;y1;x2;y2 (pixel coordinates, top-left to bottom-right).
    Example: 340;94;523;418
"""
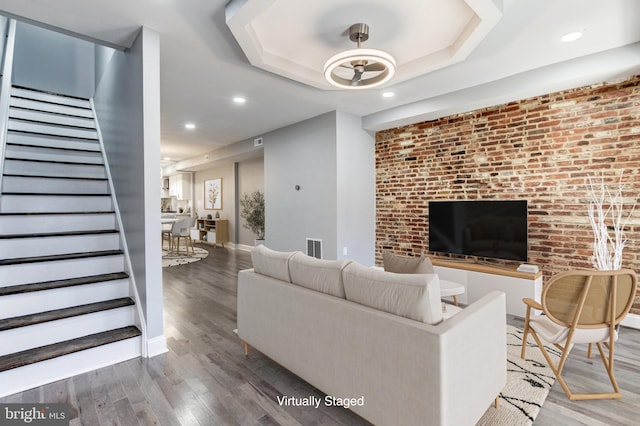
0;195;112;213
3;176;109;194
8;120;97;139
0;306;136;356
10;97;93;118
0;213;117;235
7;132;100;151
11;88;92;109
5;144;103;164
0;279;130;319
4;159;106;178
0;233;121;259
9;108;95;129
0;336;141;398
0;255;125;287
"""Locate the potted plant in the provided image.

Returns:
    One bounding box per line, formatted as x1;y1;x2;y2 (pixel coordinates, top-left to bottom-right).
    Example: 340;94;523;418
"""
239;190;265;245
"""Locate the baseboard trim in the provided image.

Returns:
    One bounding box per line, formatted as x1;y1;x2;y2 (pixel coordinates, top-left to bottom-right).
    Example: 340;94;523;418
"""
235;244;254;252
622;313;640;330
146;335;168;357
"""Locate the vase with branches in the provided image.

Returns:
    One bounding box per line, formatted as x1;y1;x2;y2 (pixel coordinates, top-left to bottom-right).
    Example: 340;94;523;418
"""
587;172;637;270
239;190;265;241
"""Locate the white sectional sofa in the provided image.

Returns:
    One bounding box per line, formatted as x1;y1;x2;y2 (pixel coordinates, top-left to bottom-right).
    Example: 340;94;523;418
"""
237;246;507;426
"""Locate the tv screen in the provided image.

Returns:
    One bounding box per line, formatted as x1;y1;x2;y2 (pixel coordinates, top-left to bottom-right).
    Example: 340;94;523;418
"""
428;200;528;262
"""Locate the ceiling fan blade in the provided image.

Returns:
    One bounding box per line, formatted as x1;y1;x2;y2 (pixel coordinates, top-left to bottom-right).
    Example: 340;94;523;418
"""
351;69;363;83
363;62;386;72
339;63;355;70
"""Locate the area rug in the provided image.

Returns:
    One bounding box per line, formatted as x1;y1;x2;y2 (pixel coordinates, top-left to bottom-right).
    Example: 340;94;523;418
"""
162;246;208;267
477;325;561;425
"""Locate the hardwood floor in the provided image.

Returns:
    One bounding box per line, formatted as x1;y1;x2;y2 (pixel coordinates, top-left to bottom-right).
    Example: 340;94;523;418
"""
2;245;640;425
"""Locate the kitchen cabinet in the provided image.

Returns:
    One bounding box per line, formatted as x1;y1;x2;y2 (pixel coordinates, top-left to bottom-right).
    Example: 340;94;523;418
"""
168;173;191;200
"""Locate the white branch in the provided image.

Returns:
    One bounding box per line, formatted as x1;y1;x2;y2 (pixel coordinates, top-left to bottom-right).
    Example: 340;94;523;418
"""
587;171;636;270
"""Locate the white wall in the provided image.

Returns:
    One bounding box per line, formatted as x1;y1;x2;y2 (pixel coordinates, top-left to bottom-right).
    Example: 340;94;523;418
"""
264;112;338;258
93;27;165;356
0;16;8;64
94;43;117;91
237;157;264;246
12;21;95;98
336;111;375;265
194;163;236;242
262;110;375;263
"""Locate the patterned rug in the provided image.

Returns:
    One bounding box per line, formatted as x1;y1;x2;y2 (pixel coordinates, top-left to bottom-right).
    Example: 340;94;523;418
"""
162;246;208;267
478;325;561;425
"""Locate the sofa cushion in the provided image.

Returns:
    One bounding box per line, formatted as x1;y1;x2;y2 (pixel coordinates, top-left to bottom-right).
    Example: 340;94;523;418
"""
289;253;352;298
343;262;443;324
383;251;434;274
250;245;298;282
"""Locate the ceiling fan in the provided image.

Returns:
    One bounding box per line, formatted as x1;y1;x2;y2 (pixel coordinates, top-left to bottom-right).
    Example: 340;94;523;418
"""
340;24;387;85
324;23;396;90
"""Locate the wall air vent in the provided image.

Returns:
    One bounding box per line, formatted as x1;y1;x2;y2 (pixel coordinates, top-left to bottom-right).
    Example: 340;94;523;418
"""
306;238;323;259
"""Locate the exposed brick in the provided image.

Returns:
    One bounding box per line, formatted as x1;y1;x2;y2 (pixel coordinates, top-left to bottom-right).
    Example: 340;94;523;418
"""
375;74;640;311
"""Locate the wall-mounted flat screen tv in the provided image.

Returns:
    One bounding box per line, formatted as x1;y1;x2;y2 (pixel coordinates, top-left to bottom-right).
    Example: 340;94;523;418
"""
428;200;528;262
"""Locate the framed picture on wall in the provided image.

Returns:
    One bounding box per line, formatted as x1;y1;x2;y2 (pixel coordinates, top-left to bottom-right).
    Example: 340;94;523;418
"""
205;178;222;210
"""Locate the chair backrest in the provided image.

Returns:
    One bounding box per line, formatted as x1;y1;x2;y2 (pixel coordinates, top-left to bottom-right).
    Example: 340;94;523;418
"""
171;216;195;237
542;269;637;329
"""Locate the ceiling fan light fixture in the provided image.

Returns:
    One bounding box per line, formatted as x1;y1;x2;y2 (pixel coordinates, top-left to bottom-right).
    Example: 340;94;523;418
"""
324;48;396;90
324;23;396;90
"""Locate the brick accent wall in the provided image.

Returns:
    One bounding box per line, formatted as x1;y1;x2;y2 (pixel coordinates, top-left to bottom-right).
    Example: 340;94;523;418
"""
376;75;640;314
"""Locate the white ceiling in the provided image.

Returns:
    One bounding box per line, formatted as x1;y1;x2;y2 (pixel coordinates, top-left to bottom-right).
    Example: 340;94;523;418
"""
225;0;502;89
0;0;638;165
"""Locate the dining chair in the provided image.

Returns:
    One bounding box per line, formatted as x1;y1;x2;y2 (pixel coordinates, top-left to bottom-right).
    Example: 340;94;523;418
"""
171;216;197;255
520;269;637;400
161;223;173;251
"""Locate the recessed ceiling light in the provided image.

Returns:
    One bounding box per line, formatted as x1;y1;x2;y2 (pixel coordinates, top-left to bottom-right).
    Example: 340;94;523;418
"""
382;92;395;98
184;123;196;130
561;31;583;43
233;96;246;104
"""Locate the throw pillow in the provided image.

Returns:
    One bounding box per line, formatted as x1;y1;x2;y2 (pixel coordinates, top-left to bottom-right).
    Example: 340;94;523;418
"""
343;262;443;325
383;250;434;274
289;253;352;298
250;245;298;282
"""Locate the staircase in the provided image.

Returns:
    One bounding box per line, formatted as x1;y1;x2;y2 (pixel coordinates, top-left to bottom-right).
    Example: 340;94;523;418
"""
0;86;142;397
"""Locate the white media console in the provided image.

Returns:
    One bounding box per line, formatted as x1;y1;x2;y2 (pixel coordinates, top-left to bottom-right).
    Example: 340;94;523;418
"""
431;258;543;317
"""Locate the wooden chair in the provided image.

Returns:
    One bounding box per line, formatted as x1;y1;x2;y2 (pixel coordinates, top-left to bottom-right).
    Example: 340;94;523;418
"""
520;269;637;400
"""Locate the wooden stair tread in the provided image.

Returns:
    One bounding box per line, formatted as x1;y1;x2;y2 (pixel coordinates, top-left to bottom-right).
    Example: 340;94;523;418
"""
8;117;96;131
0;229;118;239
1;192;109;196
0;326;141;372
5;129;98;141
7;129;99;145
0;228;118;239
0;272;129;296
4;157;102;166
5;141;100;153
12;85;91;103
0;249;123;266
0;211;115;216
10;105;93;119
3;173;107;181
0;298;134;332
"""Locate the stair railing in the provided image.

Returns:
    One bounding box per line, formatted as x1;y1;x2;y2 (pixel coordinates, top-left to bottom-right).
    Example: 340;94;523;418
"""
90;99;148;357
0;18;16;196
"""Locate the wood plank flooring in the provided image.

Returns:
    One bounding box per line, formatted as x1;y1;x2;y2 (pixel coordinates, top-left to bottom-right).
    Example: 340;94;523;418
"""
2;245;640;425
